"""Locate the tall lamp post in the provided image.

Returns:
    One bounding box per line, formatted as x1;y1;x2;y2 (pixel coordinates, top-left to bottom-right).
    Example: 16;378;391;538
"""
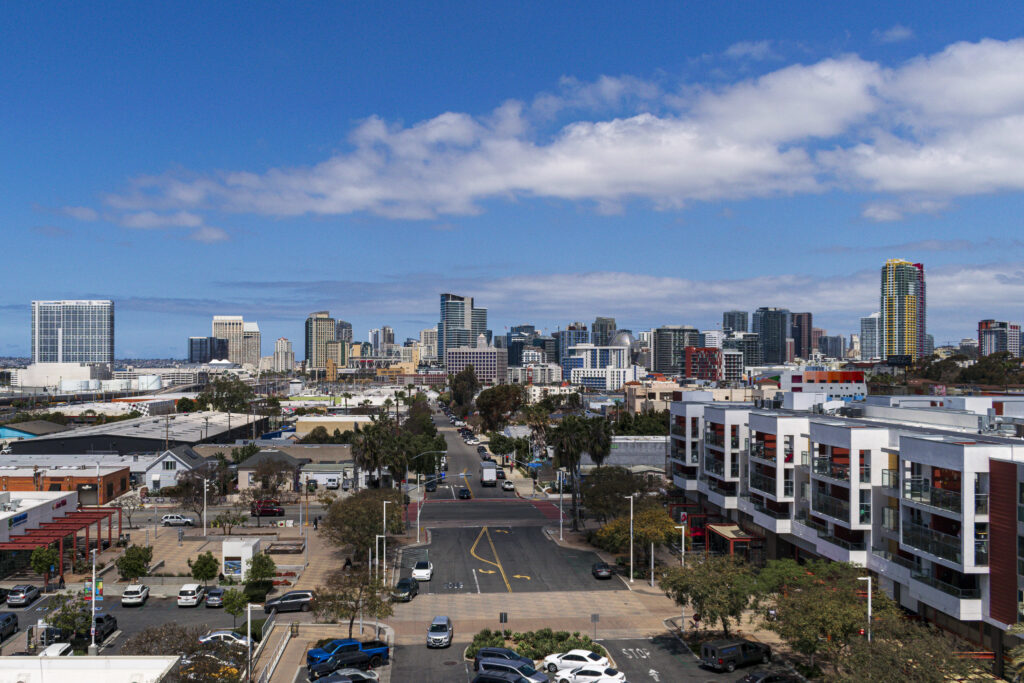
246;602;263;681
88;548;98;655
858;575;872;642
675;523;686;567
382;500;390;585
375;534;385;583
625;494;635;583
405;450;446;533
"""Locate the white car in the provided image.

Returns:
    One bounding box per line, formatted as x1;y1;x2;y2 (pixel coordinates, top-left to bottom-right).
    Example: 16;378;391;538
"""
411;560;434;581
502;480;515;491
555;665;625;683
198;630;253;648
543;650;610;673
121;584;150;606
177;583;205;607
161;514;194;527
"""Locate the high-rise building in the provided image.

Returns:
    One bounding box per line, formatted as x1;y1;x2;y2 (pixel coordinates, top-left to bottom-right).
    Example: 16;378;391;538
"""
818;335;846;359
438;293;489;364
31;300;114;364
242;322;261;366
381;326;395;348
592;317;617;347
335;320;353;344
881;259;926;360
700;330;723;348
651;325;700;374
563;343;640;390
723;311;748;333
811;328;825;356
723;332;761;368
791;312;813;359
212;316;246;364
419;327;438;360
445;334;508;384
273;337;295;373
685;347;723;381
860;313;881;360
189;336;228;364
532;335;557;364
978;320;1021;357
325;340;347;368
305;312;336;370
555;323;589;364
754;308;791;364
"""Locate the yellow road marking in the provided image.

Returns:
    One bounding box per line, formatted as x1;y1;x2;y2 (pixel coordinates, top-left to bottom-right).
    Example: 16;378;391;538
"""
512;575;531;580
478;569;496;574
461;468;472;498
494;529;509;534
469;526;512;593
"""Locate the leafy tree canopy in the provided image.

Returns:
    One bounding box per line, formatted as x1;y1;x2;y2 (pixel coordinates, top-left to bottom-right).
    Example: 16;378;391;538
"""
614;409;670;436
115;544;154;582
581;467;647;523
322;488;405;552
475;384;526;432
660;554;759;637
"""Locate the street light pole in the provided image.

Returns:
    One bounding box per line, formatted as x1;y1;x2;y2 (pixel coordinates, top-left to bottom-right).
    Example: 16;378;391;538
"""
382;500;390;586
858;576;872;642
375;534;385;583
88;548;97;655
625;494;634;583
203;477;208;537
675;524;686;567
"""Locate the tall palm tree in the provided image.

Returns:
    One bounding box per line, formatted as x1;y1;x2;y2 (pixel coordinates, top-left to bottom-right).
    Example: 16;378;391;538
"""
523;404;550;461
550;415;588;531
585;417;613;468
342;392;353;413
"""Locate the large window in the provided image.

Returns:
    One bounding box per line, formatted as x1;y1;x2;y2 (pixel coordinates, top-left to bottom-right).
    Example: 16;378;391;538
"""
163;461;176;471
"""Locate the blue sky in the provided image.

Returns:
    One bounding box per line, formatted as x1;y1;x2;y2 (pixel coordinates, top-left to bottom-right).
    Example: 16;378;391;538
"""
4;2;1024;358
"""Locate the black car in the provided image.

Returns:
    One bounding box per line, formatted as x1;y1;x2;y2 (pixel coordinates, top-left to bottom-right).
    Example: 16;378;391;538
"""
0;613;17;640
701;639;771;673
473;647;533;671
308;651;371;680
391;577;419;602
264;590;315;614
425;480;438;492
79;614;117;642
458;488;472;500
476;446;487;454
737;672;798;683
592;562;614;579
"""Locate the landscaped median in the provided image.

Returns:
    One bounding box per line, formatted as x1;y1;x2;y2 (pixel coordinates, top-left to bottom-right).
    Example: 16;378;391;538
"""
464;627;614;667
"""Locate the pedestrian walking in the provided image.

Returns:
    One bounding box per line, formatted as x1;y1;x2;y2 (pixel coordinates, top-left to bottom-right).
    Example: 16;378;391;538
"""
313;516;319;531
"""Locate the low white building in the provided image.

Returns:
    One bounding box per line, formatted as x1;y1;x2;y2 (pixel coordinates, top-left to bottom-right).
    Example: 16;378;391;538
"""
0;656;179;682
222;537;262;580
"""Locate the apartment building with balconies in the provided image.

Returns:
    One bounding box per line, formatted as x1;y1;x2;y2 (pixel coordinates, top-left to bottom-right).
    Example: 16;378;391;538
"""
669;399;708;492
698;404;752;513
737;412;810;542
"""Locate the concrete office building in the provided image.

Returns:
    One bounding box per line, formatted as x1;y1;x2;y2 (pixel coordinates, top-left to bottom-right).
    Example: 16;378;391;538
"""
273;337;295;373
242;322;261;366
723;311;748;333
445;334;507;385
212;315;261;365
881;258;927;361
188;336;228;364
419;327;438;360
305;311;337;370
335;320;353;344
791;312;813;359
563;343;642;391
978;320;1021;358
652;325;700;374
438;293;490;364
700;330;723;348
860;313;881;360
723;332;762;369
818;335;846;359
592;317;617;347
556;322;589;364
754;307;791;365
31;300;114;364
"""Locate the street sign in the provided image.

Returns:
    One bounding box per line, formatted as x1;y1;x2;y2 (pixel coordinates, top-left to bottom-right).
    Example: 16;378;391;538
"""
591;613;599;623
678;512;688;524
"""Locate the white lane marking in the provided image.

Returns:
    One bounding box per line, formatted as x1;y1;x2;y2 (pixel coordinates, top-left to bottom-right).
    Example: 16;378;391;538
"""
473;568;481;594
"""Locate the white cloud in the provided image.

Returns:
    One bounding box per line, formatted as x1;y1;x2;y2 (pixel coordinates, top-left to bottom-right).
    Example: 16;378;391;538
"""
187;226;229;243
724;40;776;60
873;24;914;44
88;38;1024;224
62;206;98;221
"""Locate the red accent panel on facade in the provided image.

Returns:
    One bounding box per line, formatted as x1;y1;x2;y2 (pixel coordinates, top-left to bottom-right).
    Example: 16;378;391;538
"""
989;459;1017;625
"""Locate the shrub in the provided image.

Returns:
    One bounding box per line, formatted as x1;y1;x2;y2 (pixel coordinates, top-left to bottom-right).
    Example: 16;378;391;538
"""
464;628;607;661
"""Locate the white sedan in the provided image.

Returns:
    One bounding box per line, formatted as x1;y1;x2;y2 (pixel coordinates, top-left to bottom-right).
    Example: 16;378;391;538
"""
411;560;434;581
120;584;150;606
198;630;253;648
502;480;515;491
543;649;609;673
555;666;625;683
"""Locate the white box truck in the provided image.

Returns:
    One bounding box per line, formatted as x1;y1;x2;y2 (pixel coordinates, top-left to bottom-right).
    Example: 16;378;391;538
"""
480;461;497;487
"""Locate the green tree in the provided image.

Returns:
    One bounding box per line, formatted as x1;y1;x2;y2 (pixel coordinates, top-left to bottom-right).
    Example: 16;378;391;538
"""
614;409;670;436
660;554;759;637
196;375;254;413
580;467;645;523
46;590;92;637
176;397;197;413
30;546;59;590
448;365;480;416
190;551;219;586
313;570;394;638
221;588;248;629
230;442;261;463
593;502;675;571
322;488;404;553
584;416;613;467
475;384;525;431
121;623;243;682
115;544;154;582
214;509;247;535
111;492;144;529
352;416;398;488
245;552;277;585
550;415;589;530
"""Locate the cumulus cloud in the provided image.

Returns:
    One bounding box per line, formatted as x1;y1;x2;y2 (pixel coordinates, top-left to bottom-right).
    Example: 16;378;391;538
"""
873;24;914;44
62;206;98;221
187;226;229;243
724;40;776;60
69;38;1024;225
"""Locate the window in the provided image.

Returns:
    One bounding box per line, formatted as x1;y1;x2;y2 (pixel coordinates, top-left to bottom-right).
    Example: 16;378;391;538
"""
120;478;127;491
163;461;176;471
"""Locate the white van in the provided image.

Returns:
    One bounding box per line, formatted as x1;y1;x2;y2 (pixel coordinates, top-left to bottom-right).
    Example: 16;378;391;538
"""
40;643;72;657
177;583;205;607
325;476;339;490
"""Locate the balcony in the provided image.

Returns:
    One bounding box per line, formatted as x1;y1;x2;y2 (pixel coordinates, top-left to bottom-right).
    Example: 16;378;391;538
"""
749;472;777;496
811;491;850;520
703;457;725;477
670;424;687;438
871;546;917;571
705;432;725;449
704;477;737;499
902;521;962;564
754;502;791;519
975;539;989;566
911;571;981;599
880;468;899;489
795;510;829;535
819;533;866;551
783;480;794;497
749;443;777;464
903;478;963;514
975;494;989;516
812;457;850;482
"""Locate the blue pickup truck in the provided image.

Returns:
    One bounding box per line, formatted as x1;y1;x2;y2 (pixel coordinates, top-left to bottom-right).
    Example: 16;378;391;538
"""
306;638;391;670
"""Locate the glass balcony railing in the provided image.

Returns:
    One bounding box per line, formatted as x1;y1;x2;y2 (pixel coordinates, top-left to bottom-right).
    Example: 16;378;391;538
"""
812;457;851;481
859;466;871;484
795;513;829;535
975;494;989;515
903;478;963;514
811;491;850;520
703;458;725;476
754;502;791;519
749;472;777;495
880;469;899;489
783;480;794;497
705;432;725;448
705;478;737;498
911;571;980;599
871;546;917;570
670;424;687;438
749;443;776;462
819;533;866;551
975;539;989;566
902;521;963;564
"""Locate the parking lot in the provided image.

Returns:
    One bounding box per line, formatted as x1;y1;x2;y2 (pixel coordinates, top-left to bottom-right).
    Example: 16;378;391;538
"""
398;526;624;595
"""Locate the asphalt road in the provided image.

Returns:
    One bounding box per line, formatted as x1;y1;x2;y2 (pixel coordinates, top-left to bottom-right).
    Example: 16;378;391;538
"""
391;639;473;683
426;415;518;501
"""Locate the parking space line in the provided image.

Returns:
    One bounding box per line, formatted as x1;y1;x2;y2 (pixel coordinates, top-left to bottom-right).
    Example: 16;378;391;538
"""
472;568;480;594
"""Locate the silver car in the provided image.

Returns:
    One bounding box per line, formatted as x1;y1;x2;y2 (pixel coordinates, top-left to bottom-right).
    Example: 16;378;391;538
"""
426;615;453;648
6;585;40;608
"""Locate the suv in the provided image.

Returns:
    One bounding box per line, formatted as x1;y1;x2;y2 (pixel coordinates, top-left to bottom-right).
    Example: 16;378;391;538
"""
161;514;194;527
264;590;315;613
477;657;548;682
472;673;531;683
426;616;453;648
177;583;205;607
81;614;117;642
0;612;17;640
701;639;771;673
250;499;285;516
6;585;40;608
474;647;534;671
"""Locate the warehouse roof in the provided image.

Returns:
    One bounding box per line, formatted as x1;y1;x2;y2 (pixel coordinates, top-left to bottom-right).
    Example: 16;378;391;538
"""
4;420;69;436
22;411;259;443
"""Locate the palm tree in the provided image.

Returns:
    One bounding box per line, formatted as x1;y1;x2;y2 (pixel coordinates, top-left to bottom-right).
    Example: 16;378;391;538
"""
550;415;588;531
585;417;613;468
342;392;353;413
523;404;550;461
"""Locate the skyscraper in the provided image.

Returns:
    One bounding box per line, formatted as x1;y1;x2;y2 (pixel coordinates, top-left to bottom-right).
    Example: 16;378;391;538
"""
471;308;490;344
419;327;438;360
556;322;589;364
880;259;926;360
242;322;261;366
753;308;791;364
818;335;846;359
592;317;617;346
723;332;761;368
651;325;700;374
189;336;228;364
790;312;813;359
273;337;295;373
31;300;114;364
438;293;489;364
212;316;245;364
978;320;1021;357
381;326;395;348
305;311;336;370
723;311;748;333
335;320;353;344
859;313;881;360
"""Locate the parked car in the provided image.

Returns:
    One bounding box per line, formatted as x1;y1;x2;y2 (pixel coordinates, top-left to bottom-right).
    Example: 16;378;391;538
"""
495;469;505;480
264;590;315;613
205;587;224;607
81;614;118;642
0;588;10;604
543;650;609;674
199;630;253;648
477;657;549;682
552;665;624;682
411;560;434;581
250;499;285;516
426;615;453;648
591;562;614;579
161;514;194;527
0;613;18;640
177;583;206;607
458;488;472;500
308;651;371;680
736;672;798;683
307;639;390;669
473;646;534;671
502;480;515;491
39;643;73;657
317;669;379;682
121;584;150;606
477;446;488;454
700;639;771;673
391;577;419;602
472;672;532;683
6;586;40;608
425;479;438;492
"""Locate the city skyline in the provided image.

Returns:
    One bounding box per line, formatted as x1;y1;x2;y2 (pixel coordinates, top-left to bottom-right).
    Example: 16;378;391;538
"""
5;4;1024;356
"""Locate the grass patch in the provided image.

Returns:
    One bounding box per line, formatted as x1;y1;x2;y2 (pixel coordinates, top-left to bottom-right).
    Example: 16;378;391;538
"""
466;628;606;661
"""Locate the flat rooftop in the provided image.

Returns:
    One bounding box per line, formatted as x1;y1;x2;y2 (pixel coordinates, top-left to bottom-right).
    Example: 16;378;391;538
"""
23;410;259;443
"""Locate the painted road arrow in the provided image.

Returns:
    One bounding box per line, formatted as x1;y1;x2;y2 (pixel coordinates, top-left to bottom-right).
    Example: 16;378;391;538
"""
478;569;496;574
494;529;510;534
512;574;531;580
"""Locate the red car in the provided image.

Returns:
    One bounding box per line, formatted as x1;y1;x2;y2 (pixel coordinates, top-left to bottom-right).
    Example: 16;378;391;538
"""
250;499;285;516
